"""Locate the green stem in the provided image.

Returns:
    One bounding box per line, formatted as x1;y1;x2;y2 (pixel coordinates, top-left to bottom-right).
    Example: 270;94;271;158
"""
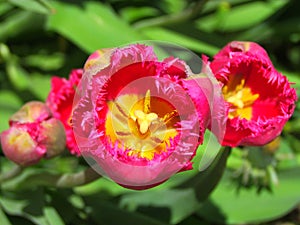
133;0;210;29
2;167;102;190
0;165;24;184
53;167;101;188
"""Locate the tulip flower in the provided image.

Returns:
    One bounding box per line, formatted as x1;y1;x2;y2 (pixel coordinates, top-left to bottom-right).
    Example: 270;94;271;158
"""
47;69;83;155
1;101;66;166
210;41;297;147
72;44;215;189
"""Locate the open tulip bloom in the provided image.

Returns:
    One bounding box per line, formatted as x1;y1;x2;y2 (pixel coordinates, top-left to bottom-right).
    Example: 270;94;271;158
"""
72;43;225;189
210;41;297;147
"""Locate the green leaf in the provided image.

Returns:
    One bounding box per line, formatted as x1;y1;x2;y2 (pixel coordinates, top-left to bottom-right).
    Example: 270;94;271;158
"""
29;73;51;101
23;52;65;71
6;60;30;91
84;197;167;225
178;215;210;225
120;7;160;23
140;27;219;56
0;2;13;16
285;134;300;156
44;206;65;225
46;190;79;224
197;167;300;224
47;1;144;53
196;0;288;32
0;11;45;42
0;189;49;225
163;0;187;14
8;0;53;14
276;138;299;170
0;168;52;191
0;207;12;225
120;189;198;224
0;90;22;132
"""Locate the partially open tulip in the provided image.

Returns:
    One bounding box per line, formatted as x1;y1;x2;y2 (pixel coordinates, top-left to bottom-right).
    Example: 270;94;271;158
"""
210;41;297;147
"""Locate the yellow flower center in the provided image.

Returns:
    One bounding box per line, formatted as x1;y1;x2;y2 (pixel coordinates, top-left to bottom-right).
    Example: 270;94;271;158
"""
222;74;259;120
105;90;179;160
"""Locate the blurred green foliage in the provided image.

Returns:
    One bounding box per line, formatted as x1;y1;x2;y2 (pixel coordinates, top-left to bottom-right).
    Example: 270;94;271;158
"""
0;0;299;224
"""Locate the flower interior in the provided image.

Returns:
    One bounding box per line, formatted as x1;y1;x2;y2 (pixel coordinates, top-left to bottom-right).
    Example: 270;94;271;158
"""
105;89;179;160
222;73;259;120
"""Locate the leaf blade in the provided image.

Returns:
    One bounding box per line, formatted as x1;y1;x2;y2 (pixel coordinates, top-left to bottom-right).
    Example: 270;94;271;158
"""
47;1;144;53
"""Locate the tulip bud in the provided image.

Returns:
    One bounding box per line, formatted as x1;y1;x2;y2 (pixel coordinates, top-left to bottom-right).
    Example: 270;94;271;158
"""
1;125;46;166
9;101;51;125
0;101;66;166
40;118;66;158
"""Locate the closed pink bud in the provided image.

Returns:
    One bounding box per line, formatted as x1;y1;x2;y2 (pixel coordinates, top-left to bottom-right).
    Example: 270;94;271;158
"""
40;118;66;158
1;101;66;166
1;125;46;166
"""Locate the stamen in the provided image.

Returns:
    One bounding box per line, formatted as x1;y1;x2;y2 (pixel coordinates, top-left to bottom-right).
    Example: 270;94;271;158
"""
143;90;151;113
116;131;131;136
151;136;162;144
115;102;128;118
163;110;178;124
